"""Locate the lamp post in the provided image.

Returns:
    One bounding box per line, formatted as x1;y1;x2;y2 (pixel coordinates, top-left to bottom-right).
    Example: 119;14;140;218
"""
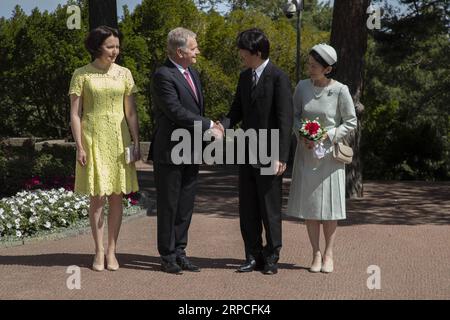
283;0;303;83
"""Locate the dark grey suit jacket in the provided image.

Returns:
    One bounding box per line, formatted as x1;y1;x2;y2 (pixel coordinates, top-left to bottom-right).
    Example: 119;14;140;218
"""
149;59;210;164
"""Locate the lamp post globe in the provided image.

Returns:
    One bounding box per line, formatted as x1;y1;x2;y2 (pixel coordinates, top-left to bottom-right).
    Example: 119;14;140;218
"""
283;2;297;18
283;0;303;83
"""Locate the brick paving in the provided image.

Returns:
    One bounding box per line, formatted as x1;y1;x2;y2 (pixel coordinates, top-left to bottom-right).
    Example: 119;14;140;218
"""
0;162;449;299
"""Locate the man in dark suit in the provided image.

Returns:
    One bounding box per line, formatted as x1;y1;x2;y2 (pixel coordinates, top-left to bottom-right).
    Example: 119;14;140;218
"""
219;28;293;275
149;27;223;274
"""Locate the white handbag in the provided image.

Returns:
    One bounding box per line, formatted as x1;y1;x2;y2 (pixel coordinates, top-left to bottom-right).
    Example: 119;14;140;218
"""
332;86;354;164
125;145;136;164
333;142;353;164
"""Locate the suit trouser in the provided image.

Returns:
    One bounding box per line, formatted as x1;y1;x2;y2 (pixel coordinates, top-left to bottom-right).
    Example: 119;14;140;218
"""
153;162;199;263
238;164;282;261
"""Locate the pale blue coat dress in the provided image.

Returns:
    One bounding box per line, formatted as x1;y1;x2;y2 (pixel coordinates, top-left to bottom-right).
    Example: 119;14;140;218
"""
286;79;357;220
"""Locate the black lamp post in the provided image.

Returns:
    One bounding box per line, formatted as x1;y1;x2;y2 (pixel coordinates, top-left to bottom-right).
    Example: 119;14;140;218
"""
283;0;303;84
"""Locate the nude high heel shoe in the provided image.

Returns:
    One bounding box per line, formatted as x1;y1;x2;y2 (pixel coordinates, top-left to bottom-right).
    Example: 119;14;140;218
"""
106;254;119;271
92;251;105;272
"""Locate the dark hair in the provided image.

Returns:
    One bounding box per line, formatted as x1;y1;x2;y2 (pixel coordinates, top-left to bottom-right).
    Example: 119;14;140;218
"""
84;26;120;59
309;49;337;79
236;28;270;59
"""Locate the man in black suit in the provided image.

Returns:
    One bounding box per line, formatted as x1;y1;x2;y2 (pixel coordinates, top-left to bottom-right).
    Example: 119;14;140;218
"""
219;28;293;275
149;27;223;274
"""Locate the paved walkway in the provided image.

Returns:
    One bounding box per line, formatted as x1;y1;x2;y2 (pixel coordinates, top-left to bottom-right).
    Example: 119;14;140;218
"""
0;162;449;299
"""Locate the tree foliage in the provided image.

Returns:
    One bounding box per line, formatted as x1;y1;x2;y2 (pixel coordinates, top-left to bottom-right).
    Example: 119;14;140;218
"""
362;0;449;180
0;0;447;180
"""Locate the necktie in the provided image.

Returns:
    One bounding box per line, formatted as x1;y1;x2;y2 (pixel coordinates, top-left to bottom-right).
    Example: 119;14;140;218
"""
183;71;198;102
251;70;257;100
252;70;257;91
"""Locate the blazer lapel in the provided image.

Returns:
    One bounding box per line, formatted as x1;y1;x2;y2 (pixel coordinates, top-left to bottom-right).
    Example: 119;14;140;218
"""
242;69;252;107
251;62;272;105
166;59;201;108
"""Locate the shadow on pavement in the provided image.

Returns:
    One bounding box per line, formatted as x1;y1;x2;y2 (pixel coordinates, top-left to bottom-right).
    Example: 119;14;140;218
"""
0;253;306;272
140;164;450;226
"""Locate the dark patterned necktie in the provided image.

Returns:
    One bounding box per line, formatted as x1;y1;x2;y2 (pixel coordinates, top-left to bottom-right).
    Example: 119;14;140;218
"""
252;70;257;91
251;70;258;100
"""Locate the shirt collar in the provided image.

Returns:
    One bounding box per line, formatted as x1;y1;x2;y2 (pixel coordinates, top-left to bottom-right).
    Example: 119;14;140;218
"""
169;58;188;75
253;58;270;79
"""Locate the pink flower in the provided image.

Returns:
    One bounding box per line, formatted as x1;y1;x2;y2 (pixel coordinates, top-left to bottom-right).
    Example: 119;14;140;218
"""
23;176;42;190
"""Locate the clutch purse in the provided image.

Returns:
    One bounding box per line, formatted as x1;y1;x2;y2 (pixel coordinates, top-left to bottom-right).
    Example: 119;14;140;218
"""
333;142;353;164
125;145;136;164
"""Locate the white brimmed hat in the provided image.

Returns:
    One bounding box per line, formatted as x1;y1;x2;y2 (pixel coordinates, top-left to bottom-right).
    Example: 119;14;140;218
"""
311;43;337;65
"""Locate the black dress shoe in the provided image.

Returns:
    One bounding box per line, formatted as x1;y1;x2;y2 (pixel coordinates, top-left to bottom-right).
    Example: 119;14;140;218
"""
176;257;200;272
263;262;278;275
161;261;182;274
254;260;265;271
237;259;257;272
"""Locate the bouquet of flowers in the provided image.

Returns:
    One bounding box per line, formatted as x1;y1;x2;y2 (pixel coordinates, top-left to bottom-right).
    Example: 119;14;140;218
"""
298;118;327;159
299;118;327;141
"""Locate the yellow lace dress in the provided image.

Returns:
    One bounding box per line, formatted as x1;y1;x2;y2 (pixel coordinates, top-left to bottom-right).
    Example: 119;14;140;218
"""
69;63;139;196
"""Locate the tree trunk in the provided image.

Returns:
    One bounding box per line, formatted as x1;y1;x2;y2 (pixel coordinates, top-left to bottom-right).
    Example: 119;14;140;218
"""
330;0;370;198
88;0;118;30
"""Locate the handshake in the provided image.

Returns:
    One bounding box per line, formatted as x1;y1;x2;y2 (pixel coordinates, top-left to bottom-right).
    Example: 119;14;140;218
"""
208;121;225;140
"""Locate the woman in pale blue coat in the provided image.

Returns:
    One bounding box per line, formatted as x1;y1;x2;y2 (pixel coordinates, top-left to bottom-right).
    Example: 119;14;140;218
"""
286;44;357;273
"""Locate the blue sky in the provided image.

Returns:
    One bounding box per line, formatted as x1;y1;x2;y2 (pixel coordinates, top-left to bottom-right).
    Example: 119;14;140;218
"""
0;0;406;19
0;0;143;19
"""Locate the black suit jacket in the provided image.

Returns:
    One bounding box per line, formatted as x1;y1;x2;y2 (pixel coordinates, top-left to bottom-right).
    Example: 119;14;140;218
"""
222;61;293;163
149;59;210;164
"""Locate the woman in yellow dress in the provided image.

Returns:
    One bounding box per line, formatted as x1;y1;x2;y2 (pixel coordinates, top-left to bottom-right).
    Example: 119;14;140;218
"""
69;26;140;271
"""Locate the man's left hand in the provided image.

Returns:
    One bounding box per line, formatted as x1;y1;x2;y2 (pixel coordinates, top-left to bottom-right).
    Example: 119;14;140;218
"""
274;160;287;176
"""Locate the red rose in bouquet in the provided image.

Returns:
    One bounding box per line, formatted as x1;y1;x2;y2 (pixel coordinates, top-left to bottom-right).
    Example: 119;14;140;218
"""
299;118;326;141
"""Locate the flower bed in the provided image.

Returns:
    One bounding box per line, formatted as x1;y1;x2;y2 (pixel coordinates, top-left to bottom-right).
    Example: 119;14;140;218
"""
0;188;140;241
0;140;77;197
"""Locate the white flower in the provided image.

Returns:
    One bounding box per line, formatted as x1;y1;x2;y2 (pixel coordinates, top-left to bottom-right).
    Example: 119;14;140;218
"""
82;209;88;216
64;202;70;208
29;216;37;224
44;221;51;229
6;223;12;229
16;230;22;237
14;218;20;224
48;198;56;204
61;218;67;225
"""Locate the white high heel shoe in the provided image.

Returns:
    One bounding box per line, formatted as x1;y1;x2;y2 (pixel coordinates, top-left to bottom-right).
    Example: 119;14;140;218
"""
309;252;322;273
321;256;334;273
